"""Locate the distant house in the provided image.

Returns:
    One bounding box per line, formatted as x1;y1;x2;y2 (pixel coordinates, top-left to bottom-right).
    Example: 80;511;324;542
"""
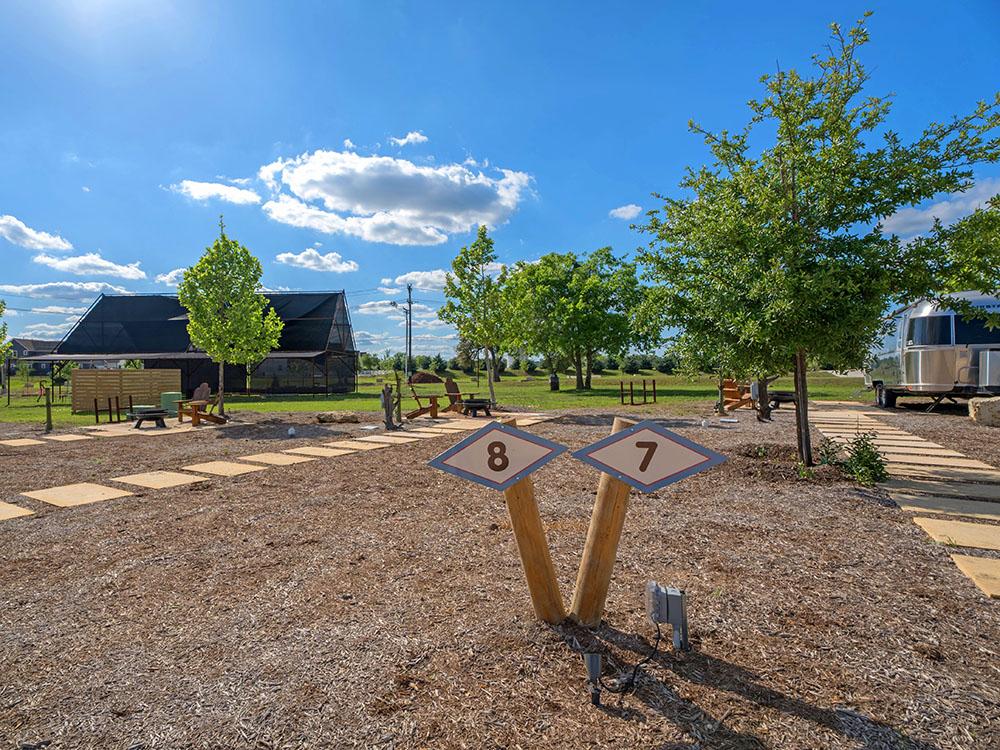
6;338;60;376
23;292;358;396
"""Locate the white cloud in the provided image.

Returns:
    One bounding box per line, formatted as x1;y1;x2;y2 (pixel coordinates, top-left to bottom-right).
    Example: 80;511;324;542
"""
882;178;1000;237
0;281;130;301
609;203;642;220
259;149;532;246
275;247;359;273
389;269;449;291
30;305;88;315
33;252;146;280
156;268;187;286
356;299;436;318
81;186;91;193
18;321;76;338
0;215;73;251
171;179;261;205
389;130;429;147
343;138;356;150
3;308;17;316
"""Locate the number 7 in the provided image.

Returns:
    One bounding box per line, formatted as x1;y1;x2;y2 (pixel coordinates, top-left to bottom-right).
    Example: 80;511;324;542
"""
636;441;657;471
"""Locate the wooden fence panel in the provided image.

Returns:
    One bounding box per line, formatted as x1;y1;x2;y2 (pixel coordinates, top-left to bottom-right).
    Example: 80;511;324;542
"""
71;369;181;414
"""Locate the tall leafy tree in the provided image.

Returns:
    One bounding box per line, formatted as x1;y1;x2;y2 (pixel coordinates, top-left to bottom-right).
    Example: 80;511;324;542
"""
177;219;283;417
505;248;646;389
0;299;10;360
638;13;1000;464
439;225;508;404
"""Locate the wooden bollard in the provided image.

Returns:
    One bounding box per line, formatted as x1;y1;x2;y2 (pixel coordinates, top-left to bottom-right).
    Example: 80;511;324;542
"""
629;382;635;405
499;418;565;624
652;380;657;403
619;380;625;406
642;379;647;404
94;398;99;424
570;416;636;626
503;475;566;623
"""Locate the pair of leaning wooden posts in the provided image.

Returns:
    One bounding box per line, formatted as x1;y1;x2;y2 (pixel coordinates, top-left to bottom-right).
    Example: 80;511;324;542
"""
429;417;726;626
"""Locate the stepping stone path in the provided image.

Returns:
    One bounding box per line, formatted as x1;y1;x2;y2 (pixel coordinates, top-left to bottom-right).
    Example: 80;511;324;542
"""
5;415;556;525
811;407;1000;599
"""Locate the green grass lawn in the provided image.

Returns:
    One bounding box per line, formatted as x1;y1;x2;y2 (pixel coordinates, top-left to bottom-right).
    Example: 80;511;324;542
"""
0;369;870;428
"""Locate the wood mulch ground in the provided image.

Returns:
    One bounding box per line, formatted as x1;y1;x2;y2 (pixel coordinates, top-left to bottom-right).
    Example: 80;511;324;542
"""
1;406;998;749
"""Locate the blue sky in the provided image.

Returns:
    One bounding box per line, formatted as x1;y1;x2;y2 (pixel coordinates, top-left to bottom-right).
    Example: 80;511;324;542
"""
1;1;998;355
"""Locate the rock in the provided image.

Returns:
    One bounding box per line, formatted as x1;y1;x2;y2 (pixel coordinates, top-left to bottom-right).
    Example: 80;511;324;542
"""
969;396;1000;426
317;411;360;424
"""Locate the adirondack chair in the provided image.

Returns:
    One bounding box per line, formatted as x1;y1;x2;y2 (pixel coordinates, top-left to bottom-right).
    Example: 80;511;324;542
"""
443;377;492;417
405;384;444;419
720;378;754;412
177;382;226;425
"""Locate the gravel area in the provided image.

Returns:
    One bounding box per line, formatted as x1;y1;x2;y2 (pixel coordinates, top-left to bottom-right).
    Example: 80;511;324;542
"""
1;407;998;749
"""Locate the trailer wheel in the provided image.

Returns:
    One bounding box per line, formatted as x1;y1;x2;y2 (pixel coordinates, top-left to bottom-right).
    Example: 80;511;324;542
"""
875;384;897;409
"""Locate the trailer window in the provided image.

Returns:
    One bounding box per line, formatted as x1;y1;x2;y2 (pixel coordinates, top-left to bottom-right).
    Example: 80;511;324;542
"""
955;316;1000;345
906;316;952;346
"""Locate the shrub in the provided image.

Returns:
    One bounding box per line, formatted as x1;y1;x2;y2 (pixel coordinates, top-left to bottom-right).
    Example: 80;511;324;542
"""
431;354;448;373
639;354;654;370
622;357;641;375
606;355;619;370
524;359;537;373
842;433;888;485
817;438;841;466
510;356;521;371
591;356;606;374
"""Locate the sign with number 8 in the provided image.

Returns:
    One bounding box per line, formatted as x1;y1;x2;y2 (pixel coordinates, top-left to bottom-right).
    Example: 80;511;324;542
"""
429;422;568;491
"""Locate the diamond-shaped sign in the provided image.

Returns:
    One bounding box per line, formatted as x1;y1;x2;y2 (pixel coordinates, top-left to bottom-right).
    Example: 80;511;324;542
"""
573;420;726;492
429;422;567;491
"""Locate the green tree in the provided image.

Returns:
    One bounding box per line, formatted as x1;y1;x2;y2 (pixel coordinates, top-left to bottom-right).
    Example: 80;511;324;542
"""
177;219;283;417
439;226;508;403
431;353;448;373
638;14;1000;464
0;299;10;362
505;248;647;389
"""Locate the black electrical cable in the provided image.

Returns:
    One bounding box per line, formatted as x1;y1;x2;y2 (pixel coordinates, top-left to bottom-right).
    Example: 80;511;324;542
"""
600;621;662;698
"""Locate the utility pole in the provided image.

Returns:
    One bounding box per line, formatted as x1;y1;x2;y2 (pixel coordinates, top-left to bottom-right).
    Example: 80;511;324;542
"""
406;283;413;378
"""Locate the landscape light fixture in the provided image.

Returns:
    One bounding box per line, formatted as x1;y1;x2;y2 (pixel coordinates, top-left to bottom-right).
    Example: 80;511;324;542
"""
582;652;602;706
645;580;690;651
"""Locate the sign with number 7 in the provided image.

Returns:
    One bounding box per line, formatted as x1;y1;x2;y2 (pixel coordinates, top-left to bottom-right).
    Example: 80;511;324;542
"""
572;419;726;492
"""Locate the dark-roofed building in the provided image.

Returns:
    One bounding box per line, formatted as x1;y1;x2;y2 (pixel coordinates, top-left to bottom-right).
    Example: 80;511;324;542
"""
6;338;61;375
29;292;357;395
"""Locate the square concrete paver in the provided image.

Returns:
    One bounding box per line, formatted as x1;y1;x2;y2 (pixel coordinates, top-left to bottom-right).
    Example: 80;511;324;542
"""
356;435;421;444
914;517;1000;551
22;482;134;508
42;434;94;442
0;501;33;521
892;493;1000;520
0;438;46;447
283;446;356;458
239;452;317;465
111;470;211;489
325;440;390;451
950;554;1000;599
182;461;268;477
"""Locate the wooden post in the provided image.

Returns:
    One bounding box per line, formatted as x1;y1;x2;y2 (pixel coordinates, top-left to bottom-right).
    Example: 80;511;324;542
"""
44;386;52;433
652;380;657;403
94;398;99;424
642;379;647;404
570;416;636;626
497;417;565;624
503;475;567;624
115;396;121;422
107;397;113;423
629;381;635;406
619;380;625;405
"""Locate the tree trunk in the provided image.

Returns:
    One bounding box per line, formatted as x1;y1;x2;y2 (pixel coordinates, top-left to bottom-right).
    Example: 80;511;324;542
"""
584;350;593;390
756;378;771;422
492;349;501;382
485;349;497;405
716;373;726;414
793;350;812;465
218;361;226;417
573;348;584;390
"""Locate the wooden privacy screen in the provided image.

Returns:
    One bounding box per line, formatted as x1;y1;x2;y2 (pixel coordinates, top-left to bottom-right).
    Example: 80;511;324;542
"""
71;369;181;414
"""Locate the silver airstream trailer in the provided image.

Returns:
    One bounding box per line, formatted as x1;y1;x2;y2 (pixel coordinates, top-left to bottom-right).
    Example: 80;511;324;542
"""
866;291;1000;408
